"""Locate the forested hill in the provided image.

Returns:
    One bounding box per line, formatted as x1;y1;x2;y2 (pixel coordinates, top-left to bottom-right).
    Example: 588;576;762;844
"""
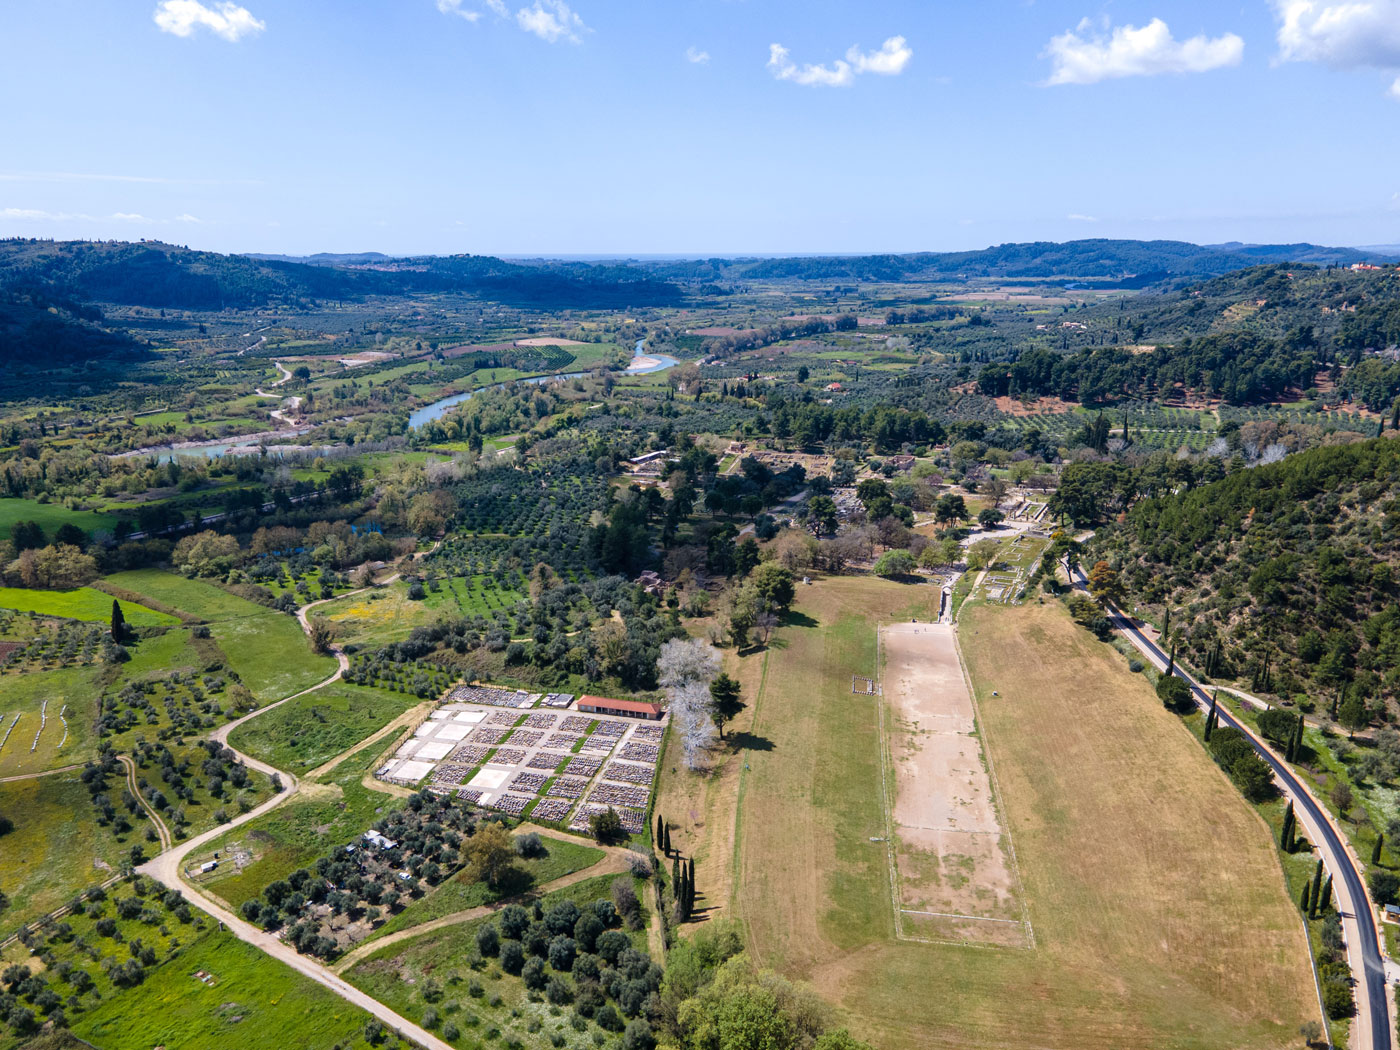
0;240;685;310
633;239;1393;284
1091;436;1400;708
976;263;1400;409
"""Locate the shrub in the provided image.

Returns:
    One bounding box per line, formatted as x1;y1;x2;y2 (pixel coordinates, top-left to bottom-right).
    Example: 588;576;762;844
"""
499;939;525;974
477;923;500;957
546;974;574;1005
596;1004;624;1032
514;832;545;858
1155;675;1193;712
522;957;547;991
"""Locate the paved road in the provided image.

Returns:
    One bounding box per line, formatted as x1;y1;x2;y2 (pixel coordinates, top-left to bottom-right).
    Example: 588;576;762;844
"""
1074;566;1391;1050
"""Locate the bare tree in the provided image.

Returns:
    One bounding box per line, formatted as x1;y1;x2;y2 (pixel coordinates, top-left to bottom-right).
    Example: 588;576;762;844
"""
658;639;721;770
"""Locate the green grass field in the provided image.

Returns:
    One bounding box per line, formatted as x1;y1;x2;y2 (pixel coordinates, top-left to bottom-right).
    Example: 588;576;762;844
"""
367;835;606;941
0;498;118;543
318;577;522;649
0;664;100;776
0;585;178;626
73;930;377;1050
194;743;403;910
0;771;129;932
105;569;335;702
725;579;1316;1050
226;681;420;772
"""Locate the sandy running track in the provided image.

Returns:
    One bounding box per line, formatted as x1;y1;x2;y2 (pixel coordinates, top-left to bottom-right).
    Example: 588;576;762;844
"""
879;621;1029;947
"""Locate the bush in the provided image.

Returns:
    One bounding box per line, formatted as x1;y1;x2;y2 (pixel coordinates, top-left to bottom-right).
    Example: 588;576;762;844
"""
499;939;525;974
522;957;547;991
1127;658;1144;673
1322;978;1355;1019
622;1019;657;1050
1369;870;1400;906
476;923;500;957
1156;675;1193;712
514;832;545;858
595;1004;624;1032
546;974;574;1005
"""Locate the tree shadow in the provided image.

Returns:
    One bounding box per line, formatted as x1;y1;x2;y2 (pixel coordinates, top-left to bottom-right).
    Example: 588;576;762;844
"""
783;610;819;628
728;731;775;753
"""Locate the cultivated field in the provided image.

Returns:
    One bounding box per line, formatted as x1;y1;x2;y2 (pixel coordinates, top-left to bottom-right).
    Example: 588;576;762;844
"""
728;578;1316;1050
0;586;178;627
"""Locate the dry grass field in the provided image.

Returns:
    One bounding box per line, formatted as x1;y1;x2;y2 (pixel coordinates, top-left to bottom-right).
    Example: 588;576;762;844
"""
714;578;1315;1050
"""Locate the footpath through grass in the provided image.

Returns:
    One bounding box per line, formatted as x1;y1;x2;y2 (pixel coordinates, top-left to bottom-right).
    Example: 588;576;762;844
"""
731;579;1317;1050
105;569;335;702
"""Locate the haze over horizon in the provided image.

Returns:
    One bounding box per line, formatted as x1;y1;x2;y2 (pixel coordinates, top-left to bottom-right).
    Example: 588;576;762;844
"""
4;0;1400;255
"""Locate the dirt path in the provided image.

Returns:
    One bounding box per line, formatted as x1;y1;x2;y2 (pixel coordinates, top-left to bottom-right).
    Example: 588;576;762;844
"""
0;763;80;784
332;849;633;973
118;754;171;852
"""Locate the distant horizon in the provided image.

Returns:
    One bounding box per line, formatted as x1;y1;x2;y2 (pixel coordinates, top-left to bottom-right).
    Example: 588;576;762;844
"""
6;2;1400;254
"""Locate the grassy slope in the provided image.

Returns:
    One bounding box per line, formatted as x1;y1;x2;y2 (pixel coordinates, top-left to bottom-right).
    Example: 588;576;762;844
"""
0;772;127;931
73;930;375;1050
731;578;1315;1050
105;569;334;702
0;586;177;626
226;681;420;772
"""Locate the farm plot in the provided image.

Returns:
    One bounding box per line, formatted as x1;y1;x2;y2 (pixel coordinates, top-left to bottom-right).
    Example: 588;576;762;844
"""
879;622;1027;947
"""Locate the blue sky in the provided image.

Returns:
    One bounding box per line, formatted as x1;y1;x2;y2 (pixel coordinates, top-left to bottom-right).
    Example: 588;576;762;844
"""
2;0;1399;255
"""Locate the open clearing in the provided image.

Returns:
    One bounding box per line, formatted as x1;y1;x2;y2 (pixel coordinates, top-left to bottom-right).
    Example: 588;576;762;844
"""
879;621;1026;947
105;569;335;701
729;578;1315;1050
0;586;178;627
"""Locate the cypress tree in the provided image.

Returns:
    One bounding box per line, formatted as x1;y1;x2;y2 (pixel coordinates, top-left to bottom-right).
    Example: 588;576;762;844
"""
656;814;664;845
672;857;680;887
1310;860;1324;919
1321;875;1333;913
663;824;672;855
687;859;696;911
1281;801;1295;852
1301;882;1312;915
1373;833;1385;866
1205;692;1218;742
110;600;126;643
1166;643;1176;678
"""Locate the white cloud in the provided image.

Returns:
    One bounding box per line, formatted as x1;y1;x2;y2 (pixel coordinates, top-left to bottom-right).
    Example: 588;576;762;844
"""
768;44;853;86
175;213;203;223
154;1;264;42
437;0;481;21
0;208;91;221
1274;0;1400;68
768;36;912;88
516;0;587;43
1392;75;1400;97
686;46;710;65
1067;213;1099;222
111;213;153;223
848;36;913;76
1045;17;1243;85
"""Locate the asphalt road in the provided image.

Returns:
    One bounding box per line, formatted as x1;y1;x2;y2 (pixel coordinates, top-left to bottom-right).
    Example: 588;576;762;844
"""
1077;568;1391;1050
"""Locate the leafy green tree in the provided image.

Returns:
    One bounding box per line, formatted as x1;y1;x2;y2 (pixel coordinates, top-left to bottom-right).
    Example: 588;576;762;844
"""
873;550;916;578
708;674;744;740
807;496;838;537
1156;675;1192;713
752;563;796;616
934;493;967;527
977;508;1004;529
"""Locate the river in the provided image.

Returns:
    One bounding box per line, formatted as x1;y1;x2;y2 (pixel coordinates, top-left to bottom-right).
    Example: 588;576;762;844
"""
131;340;678;460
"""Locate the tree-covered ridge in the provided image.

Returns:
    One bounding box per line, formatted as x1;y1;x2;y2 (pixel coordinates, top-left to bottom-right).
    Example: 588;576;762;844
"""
636;239;1392;284
1092;436;1400;707
0;239;685;311
976;264;1400;408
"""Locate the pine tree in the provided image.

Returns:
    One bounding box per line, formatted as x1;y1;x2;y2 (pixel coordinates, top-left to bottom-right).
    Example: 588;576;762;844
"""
110;600;126;644
1373;833;1385;866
